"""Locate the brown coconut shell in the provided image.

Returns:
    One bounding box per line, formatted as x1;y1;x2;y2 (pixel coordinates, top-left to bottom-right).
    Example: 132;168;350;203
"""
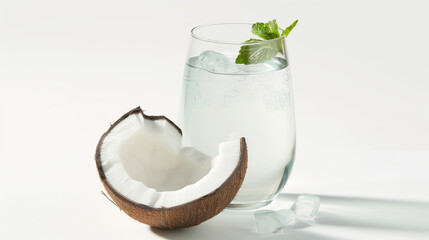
95;107;248;229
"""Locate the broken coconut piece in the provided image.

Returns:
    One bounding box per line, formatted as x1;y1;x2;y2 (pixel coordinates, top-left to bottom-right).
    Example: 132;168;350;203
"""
95;107;248;229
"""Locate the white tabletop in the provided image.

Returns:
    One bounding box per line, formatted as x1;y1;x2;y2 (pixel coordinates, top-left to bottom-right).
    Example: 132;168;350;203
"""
1;0;428;239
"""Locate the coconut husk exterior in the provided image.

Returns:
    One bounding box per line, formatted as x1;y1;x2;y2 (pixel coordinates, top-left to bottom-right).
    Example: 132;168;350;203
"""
95;107;248;229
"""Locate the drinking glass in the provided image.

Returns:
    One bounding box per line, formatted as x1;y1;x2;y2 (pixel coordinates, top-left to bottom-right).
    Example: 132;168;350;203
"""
180;23;296;209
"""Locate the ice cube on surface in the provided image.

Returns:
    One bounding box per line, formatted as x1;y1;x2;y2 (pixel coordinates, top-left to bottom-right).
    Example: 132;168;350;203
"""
254;210;283;234
189;50;239;73
277;209;295;226
290;194;320;220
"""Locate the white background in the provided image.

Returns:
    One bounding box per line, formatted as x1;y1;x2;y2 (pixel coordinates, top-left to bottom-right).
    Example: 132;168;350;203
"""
1;0;428;239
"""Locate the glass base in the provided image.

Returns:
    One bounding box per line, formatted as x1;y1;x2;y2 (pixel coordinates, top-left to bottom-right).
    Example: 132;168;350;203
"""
225;199;274;211
224;148;296;211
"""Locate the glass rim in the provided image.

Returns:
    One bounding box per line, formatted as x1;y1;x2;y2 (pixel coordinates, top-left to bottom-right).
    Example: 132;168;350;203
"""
191;22;285;45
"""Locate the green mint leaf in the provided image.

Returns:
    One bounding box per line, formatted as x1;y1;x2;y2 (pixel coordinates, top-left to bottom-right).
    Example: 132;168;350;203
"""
245;38;264;42
251;19;280;40
235;19;298;65
235;41;279;65
281;19;298;37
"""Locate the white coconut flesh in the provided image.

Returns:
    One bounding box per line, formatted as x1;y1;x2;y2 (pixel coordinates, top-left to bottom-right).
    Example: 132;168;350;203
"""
99;111;241;208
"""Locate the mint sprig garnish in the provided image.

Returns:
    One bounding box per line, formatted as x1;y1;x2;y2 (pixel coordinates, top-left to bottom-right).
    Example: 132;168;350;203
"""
282;19;298;37
245;39;264;42
236;42;279;65
252;20;280;40
235;19;298;65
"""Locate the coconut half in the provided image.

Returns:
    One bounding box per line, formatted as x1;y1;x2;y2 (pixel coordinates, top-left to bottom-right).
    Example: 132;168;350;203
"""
95;107;247;229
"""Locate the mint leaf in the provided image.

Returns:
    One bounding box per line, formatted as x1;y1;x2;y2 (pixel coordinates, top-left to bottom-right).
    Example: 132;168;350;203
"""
236;19;298;65
251;19;280;40
235;41;279;65
245;38;264;42
281;19;298;37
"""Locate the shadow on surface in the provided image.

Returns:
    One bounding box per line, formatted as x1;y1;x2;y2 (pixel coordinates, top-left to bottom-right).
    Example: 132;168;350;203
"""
151;193;429;240
151;216;333;240
151;195;331;240
278;193;429;232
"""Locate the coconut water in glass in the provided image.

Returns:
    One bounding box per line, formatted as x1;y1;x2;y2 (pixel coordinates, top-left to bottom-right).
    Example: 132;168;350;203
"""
180;23;296;209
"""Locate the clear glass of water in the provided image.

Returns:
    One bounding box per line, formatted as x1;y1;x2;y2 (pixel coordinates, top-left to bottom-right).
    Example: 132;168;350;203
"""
180;23;296;209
